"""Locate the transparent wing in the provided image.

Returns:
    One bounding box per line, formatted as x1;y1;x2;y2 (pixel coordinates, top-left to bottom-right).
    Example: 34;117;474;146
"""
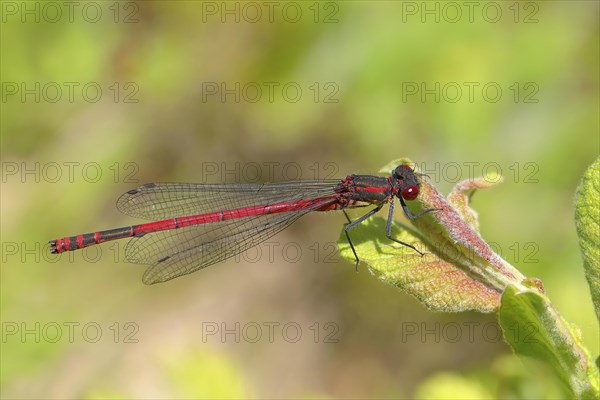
117;181;341;220
124;198;337;284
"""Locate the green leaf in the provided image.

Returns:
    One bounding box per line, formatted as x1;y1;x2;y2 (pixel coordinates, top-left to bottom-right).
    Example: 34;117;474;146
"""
346;157;599;397
499;285;600;399
575;157;600;323
338;218;501;312
381;158;529;292
338;157;541;313
446;174;504;233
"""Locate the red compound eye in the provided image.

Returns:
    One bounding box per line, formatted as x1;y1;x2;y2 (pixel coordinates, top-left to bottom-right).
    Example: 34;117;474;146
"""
401;185;419;200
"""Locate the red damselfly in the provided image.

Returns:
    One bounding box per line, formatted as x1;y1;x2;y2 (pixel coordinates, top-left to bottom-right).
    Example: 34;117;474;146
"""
49;164;435;284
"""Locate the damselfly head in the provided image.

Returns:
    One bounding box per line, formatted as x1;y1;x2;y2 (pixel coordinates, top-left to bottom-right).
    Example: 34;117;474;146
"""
393;164;420;201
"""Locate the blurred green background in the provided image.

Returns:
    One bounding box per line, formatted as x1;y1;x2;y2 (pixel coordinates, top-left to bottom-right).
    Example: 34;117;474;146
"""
1;1;598;398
